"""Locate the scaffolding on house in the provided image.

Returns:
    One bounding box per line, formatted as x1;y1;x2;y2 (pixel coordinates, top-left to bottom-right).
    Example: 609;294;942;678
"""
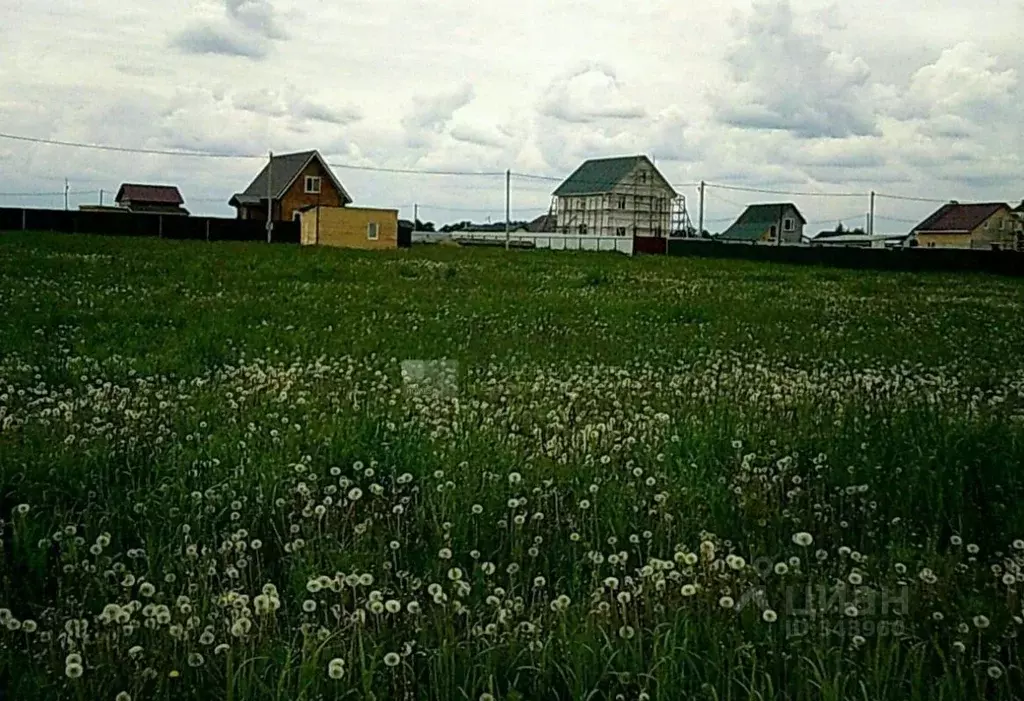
546;164;683;240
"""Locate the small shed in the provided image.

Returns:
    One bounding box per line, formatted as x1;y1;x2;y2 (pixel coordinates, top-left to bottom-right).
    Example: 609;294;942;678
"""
115;184;189;215
299;206;399;250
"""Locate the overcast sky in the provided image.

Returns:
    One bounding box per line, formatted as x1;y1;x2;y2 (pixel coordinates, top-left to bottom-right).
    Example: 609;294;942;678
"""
1;0;1021;233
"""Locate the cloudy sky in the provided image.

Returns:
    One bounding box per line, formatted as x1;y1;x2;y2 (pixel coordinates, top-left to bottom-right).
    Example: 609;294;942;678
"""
1;0;1021;232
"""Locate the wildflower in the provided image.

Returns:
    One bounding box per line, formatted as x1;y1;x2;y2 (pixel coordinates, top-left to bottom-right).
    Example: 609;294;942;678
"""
987;666;1003;680
128;646;143;658
848;572;863;585
792;532;813;547
852;635;866;646
214;644;230;655
1013;539;1024;551
139;582;156;598
449;568;464;581
845;605;858;618
1002;574;1016;586
406;601;421;614
307;579;323;594
116;693;132;701
726;554;745;571
774;563;789;576
347;487;363;501
383;652;401;667
302;600;317;613
65;663;84;679
14;503;29;516
471;504;483;514
480;694;496;701
681;584;697;597
327;658;346;679
967;544;980;555
950;535;962;546
385;599;401;613
533;576;546;588
188;653;204;667
169;670;180;678
438;548;452;560
719;596;735;610
579;499;591;510
359;573;374;586
230;618;252;637
973;615;990;629
22;619;37;633
762;609;778;623
66;653;82;666
618;625;636;639
952;641;966;653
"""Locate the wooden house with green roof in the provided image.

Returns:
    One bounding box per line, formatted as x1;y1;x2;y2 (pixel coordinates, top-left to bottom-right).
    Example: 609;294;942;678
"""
717;203;806;244
552;155;677;239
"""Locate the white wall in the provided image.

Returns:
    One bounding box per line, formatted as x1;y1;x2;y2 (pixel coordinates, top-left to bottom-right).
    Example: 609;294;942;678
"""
412;231;634;255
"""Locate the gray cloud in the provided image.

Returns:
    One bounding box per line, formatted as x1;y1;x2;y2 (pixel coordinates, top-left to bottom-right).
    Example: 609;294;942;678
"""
225;0;287;40
171;24;268;59
297;101;363;125
712;1;878;138
449;123;506;149
400;85;475;147
170;0;286;60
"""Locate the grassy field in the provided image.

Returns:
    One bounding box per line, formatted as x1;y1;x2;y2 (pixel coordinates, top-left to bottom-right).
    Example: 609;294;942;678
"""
1;231;1023;701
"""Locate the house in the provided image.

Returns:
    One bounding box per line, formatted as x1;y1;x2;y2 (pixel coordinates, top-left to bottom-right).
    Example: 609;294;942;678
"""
718;203;806;244
115;184;189;215
229;150;352;223
298;205;398;250
910;201;1023;250
553;155;676;238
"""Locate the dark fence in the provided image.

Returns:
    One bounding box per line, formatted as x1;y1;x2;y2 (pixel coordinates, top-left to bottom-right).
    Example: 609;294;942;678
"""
0;207;300;244
663;239;1024;277
633;236;667;255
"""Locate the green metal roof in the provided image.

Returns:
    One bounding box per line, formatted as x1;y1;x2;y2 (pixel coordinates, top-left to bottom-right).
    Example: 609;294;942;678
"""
718;203;805;241
553;156;674;197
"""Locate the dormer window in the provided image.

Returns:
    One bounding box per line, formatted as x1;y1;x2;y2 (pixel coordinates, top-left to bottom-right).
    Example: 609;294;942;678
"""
304;176;322;194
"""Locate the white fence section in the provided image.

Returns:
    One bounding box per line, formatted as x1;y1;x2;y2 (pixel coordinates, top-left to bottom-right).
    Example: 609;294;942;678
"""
411;231;634;256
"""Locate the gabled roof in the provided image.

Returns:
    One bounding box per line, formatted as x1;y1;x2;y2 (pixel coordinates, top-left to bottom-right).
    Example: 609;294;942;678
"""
911;202;1009;233
229;150;352;206
116;184;184;205
528;213;556;232
553;155;676;197
718;203;806;241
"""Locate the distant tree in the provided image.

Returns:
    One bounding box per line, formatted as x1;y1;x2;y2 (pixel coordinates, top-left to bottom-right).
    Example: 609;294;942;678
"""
835;222;846;234
415;219;436;232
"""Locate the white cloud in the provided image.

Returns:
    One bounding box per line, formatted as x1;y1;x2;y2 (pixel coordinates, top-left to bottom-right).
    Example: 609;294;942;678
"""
539;66;646;123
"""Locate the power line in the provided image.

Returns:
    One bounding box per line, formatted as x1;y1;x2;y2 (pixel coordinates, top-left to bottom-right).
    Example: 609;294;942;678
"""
0;132;264;159
329;162;504;177
704;181;864;198
875;193;948;204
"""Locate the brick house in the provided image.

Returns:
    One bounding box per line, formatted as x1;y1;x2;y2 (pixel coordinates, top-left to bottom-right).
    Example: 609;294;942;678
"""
229;150;352;222
910;202;1023;250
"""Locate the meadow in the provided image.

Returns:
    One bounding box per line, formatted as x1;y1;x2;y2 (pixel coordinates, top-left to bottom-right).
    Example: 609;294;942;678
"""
1;231;1023;701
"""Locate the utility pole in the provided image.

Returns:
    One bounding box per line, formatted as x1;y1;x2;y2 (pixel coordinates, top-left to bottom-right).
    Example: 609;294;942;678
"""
869;190;875;237
413;204;418;231
64;179;69;211
266;151;273;244
697;180;705;239
505;169;511;251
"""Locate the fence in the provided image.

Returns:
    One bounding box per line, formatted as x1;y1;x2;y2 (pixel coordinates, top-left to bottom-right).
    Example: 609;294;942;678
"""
660;238;1024;276
0;207;300;244
412;230;634;255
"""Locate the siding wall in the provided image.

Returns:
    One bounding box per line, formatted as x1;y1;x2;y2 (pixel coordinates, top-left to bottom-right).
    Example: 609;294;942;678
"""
916;210;1023;250
300;206;398;250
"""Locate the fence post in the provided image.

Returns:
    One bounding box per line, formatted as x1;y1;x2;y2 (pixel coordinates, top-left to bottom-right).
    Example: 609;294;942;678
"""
158;215;163;238
206;220;210;243
21;209;26;231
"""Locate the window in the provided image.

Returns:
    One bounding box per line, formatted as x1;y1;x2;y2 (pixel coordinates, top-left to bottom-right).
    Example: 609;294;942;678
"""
654;226;662;237
304;176;322;194
770;225;777;238
578;199;586;210
783;218;794;232
292;211;302;221
616;227;627;237
578;224;588;234
617;196;626;210
639;172;647;183
367;222;379;240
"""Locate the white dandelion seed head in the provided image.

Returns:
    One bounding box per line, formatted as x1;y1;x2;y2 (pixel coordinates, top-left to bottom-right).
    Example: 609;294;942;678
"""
383;652;401;667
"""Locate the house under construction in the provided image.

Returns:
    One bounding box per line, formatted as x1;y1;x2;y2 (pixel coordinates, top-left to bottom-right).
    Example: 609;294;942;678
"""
548;155;692;238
